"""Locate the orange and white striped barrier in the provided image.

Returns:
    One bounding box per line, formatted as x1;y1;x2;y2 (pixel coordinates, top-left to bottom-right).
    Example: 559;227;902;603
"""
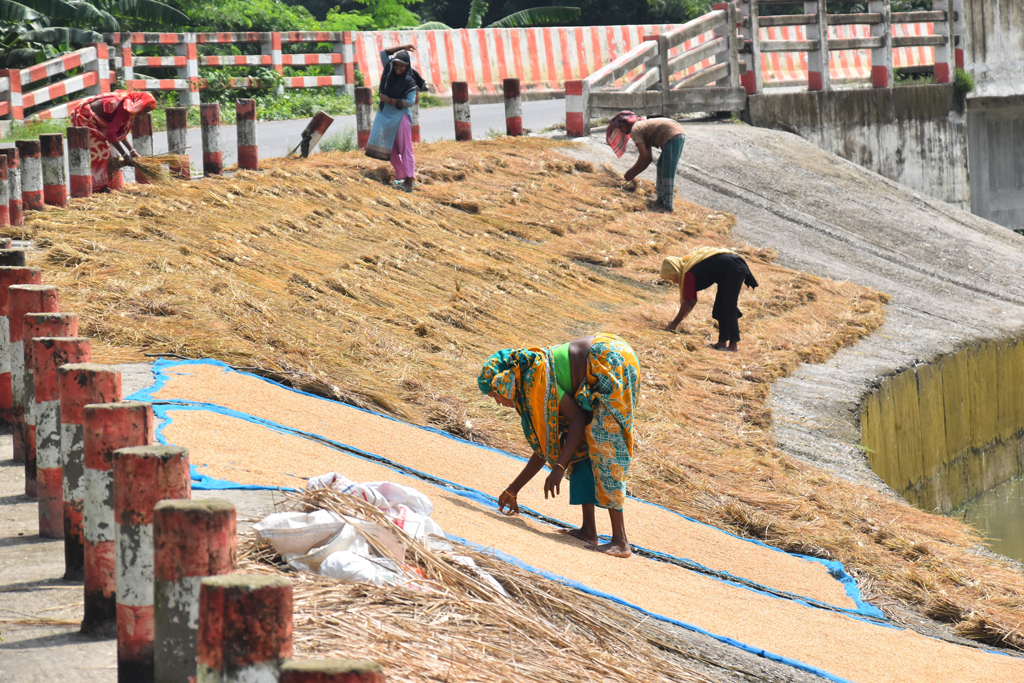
0;267;41;426
9;284;58;465
565;79;587;137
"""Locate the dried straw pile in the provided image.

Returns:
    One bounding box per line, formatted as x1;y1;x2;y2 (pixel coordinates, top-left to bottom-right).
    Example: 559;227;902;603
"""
13;138;1024;649
240;488;718;683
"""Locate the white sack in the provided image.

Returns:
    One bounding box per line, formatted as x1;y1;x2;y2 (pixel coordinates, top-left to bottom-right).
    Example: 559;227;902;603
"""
253;510;345;556
319;551;404;585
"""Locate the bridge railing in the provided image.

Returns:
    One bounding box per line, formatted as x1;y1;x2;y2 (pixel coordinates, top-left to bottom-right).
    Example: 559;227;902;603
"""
0;44;110;121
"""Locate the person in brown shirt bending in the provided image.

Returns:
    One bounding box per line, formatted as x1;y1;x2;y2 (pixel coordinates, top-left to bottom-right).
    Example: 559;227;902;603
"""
606;111;686;212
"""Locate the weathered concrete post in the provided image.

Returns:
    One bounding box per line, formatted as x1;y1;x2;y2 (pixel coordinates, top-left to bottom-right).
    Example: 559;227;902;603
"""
197;574;292;683
452;82;471;141
9;284;58;464
59;363;121;580
0;161;9;227
738;0;763;95
236;99;258;171
340;31;355;97
165;107;190;180
280;660;385;683
355;87;373;150
0;249;24;266
5;147;23;225
298;111;333;158
565;79;589;137
0;266;41;426
869;0;893;88
932;0;953;84
82;402;154;637
802;0;830;91
23;311;77;497
411;92;421;143
33;336;91;537
40;133;67;207
503;78;522;136
68;126;93;198
15;139;43;211
153;499;236;683
132;112;154;185
114;444;191;683
201;103;223;176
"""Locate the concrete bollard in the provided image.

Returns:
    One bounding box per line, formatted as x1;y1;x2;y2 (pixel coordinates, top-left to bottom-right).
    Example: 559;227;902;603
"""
59;363;121;581
154;499;236;683
197;574;292;683
40;133;67;207
200;103;223;177
503;78;523;136
565;79;589;137
132;112;154;185
15;140;43;211
0;267;41;426
67;127;93;198
166;108;190;180
355;87;373;150
0;161;9;227
236;99;258;171
114;444;191;683
33;336;91;537
298;111;333;158
9;284;58;464
0;249;22;266
411;92;421;143
23;312;77;498
82;402;154;637
452;82;471;142
4;148;23;226
280;660;385;683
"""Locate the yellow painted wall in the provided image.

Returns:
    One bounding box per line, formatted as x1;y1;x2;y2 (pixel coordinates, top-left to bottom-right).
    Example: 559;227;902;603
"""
860;338;1024;513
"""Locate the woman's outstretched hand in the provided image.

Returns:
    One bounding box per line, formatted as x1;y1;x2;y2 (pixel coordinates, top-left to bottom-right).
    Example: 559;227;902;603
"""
544;469;563;499
498;489;520;516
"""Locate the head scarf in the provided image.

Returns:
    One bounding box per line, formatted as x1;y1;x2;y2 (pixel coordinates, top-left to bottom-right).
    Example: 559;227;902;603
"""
72;91;157;144
379;50;427;101
122;91;157;115
661;247;734;283
606;111;641;158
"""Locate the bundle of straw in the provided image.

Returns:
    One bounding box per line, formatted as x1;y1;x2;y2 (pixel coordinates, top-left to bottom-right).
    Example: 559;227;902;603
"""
108;154;187;186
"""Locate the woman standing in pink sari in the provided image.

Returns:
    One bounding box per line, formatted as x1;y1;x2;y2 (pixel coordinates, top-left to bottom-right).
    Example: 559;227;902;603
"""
70;90;157;191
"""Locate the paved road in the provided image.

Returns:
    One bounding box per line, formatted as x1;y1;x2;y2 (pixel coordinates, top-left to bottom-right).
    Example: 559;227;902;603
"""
152;98;568;168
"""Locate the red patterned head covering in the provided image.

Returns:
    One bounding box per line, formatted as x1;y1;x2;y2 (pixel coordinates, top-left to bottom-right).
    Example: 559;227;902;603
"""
122;91;157;115
606;111;641;158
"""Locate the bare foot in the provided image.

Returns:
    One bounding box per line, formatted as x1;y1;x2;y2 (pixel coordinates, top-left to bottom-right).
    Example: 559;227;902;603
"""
710;342;738;353
558;527;599;545
589;541;632;558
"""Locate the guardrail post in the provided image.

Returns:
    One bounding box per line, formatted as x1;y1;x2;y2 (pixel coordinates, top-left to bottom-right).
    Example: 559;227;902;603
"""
23;312;77;498
40;133;67;207
355;87;372;149
280;660;385;683
503;78;522;136
114;444;191;683
154;499;236;683
738;0;763;95
82;402;154;638
236;99;258;170
197;574;292;683
932;0;953;84
0;162;9;228
200;103;223;176
9;284;57;466
16;140;43;211
165;108;190;179
176;34;200;107
298;111;333;157
804;1;830;91
411;91;421;142
4;148;22;225
565;79;589;137
452;81;471;141
131;113;154;184
262;32;285;94
1;68;24;121
68;127;93;198
85;43;111;96
869;0;893;88
34;336;90;537
951;0;964;68
335;32;355;97
0;267;41;427
712;3;741;88
115;33;134;83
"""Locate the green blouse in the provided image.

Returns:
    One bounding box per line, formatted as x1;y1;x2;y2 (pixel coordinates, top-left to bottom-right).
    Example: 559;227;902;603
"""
551;342;572;403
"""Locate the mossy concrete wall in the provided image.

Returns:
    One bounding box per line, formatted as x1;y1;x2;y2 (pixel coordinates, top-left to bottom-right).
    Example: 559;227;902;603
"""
860;338;1024;514
967;95;1024;231
744;85;969;209
964;0;1024;100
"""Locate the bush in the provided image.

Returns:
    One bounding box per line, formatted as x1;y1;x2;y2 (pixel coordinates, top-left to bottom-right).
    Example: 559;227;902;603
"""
318;127;357;152
954;67;975;96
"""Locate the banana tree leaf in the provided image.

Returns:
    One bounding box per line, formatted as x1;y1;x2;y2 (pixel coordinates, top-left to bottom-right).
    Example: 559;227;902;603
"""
62;0;118;30
110;0;188;23
0;0;42;22
467;0;488;29
0;47;41;67
8;0;76;18
20;26;103;45
486;6;581;29
413;21;451;30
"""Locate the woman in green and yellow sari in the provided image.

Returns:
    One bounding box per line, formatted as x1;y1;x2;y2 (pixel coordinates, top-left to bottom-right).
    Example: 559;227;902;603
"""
477;333;641;558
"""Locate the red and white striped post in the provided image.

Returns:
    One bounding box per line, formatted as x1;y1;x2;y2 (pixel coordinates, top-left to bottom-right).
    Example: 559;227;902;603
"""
132;112;154;185
114;444;191;683
565;79;589;137
165;108;190;180
411;92;421;143
201;103;223;176
503;78;523;136
0;249;24;266
5;147;23;226
82;402;154;637
23;312;77;498
0;267;41;426
40;133;67;207
197;574;292;683
299;111;333;158
452;81;471;142
9;284;58;464
340;32;355;97
33;336;91;537
0;161;9;227
59;363;121;581
1;68;24;121
355;87;372;150
15;139;43;211
280;660;385;683
869;0;893;88
154;499;236;683
68;127;93;198
236;99;258;171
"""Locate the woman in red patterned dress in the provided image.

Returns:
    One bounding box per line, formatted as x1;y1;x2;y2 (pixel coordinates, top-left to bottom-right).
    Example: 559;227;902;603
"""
70;91;157;191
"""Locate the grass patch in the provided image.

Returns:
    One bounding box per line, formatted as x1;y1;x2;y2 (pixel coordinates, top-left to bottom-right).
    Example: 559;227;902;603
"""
1;119;71;143
317;127;357;153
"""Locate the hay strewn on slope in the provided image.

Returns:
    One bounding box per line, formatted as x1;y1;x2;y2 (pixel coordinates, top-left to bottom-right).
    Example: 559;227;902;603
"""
11;137;1024;650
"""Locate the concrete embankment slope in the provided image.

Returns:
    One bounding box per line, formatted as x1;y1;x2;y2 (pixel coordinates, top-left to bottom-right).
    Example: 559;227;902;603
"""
570;122;1024;489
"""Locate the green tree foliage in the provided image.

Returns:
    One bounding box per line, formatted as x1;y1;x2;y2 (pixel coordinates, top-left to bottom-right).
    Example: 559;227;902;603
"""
170;0;318;31
414;0;579;29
